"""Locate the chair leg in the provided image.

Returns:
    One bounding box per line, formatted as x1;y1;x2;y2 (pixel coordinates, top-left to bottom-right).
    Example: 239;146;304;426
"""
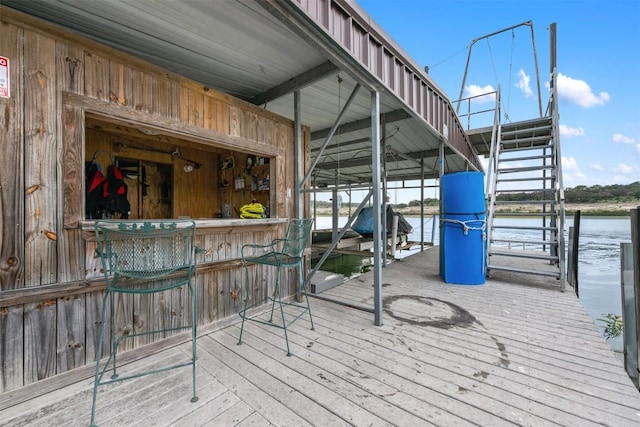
90;291;110;427
189;281;198;403
268;266;282;323
302;283;315;331
238;262;250;346
110;292;119;380
271;266;294;356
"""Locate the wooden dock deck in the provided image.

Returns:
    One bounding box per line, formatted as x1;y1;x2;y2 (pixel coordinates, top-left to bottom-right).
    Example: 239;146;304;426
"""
2;248;640;426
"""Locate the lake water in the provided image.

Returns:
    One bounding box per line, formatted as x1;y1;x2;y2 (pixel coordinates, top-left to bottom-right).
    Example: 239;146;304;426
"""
313;215;633;351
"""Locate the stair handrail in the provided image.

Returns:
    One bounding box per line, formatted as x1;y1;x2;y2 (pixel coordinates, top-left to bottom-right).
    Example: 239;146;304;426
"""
549;66;566;290
485;86;502;271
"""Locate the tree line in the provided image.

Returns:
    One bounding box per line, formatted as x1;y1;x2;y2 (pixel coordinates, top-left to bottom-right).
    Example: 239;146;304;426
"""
496;181;640;203
313;181;640;208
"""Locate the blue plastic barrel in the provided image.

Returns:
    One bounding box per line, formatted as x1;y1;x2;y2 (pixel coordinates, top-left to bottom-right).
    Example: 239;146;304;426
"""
441;213;486;285
441;171;485;215
441;171;486;285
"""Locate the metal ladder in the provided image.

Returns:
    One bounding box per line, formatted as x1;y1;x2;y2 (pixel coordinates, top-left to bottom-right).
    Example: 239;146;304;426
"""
485;115;566;289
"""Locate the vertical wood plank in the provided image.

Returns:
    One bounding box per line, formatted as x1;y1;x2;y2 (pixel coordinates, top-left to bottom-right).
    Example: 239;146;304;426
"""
23;30;58;385
109;61;131;107
189;89;204;128
0;306;24;393
130;68;154;114
0;22;25;292
85;289;111;361
56;295;85;373
156;76;177;120
132;293;151;347
113;292;134;352
241;110;258;142
84;52;109;102
23;31;58;287
229;105;240;137
56;81;86;371
24;300;56;385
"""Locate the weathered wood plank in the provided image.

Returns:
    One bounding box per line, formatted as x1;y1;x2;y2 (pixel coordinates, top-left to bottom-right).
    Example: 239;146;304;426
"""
23;30;58;287
0;306;24;393
203;95;230;135
109;61;131;107
63;92;283;157
84;51;109;102
22;29;58;386
0;22;25;292
216;329;400;426
23;300;57;385
1;259;249;309
56;294;85;373
198;335;324;427
154;76;173;120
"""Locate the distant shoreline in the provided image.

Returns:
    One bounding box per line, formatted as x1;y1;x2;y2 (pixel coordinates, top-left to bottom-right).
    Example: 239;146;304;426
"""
313;201;640;217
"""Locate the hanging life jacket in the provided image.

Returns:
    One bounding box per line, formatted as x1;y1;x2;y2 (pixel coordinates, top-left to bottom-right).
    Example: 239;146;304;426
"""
103;164;131;219
85;161;107;219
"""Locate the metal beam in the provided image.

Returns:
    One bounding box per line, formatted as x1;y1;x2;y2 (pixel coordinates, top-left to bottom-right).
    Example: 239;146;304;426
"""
310;109;409;141
302;83;361;187
313;147;451;170
248;61;339;105
294;90;303;302
371;90;383;327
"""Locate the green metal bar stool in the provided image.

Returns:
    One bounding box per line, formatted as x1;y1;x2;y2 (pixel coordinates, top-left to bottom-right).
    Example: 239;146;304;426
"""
90;220;199;426
238;218;314;356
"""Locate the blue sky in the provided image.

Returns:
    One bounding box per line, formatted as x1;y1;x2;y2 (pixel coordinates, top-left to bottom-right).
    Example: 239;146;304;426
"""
351;0;639;203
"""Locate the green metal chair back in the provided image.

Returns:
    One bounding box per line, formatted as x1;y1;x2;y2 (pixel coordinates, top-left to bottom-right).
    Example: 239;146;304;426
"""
281;218;314;261
94;220;197;293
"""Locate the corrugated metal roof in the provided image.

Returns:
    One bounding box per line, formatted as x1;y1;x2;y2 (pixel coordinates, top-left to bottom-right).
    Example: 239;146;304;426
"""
3;0;482;189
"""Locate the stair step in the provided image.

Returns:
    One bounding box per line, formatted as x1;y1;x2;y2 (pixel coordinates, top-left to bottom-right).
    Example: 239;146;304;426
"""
497;176;554;183
492;225;557;231
501;136;552;148
500;141;553;152
494;200;556;205
493;212;557;217
501;117;552;131
496;188;554;194
491;238;558;246
502;123;552;136
498;165;555;173
489;249;559;262
498;153;554;162
487;264;561;278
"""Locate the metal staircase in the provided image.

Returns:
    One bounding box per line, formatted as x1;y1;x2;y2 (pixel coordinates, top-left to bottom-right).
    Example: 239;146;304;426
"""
485;107;566;289
457;22;566;289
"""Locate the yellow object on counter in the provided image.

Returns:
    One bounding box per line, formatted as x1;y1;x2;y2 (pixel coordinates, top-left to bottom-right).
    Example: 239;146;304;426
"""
239;203;265;219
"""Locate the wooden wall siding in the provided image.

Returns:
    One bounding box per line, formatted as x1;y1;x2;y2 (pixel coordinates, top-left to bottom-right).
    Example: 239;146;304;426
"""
0;22;25;294
0;10;306;393
0;17;24;387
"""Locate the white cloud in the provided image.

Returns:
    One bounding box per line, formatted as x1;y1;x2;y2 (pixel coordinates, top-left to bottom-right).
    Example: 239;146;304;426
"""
562;156;587;183
589;163;604;172
464;84;496;104
562;156;579;171
614;163;635;174
636;143;640;154
557;73;610;108
516;69;533;98
612;133;636;144
559;124;585;137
